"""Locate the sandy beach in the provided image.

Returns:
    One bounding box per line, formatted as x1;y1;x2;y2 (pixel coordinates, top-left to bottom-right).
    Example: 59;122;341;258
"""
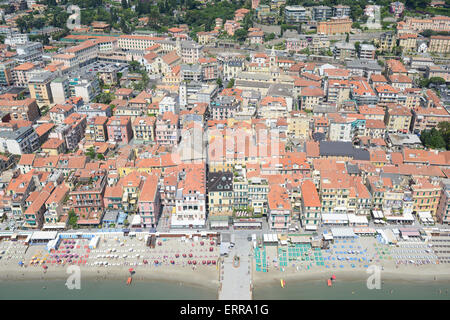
0;264;220;290
251;236;450;288
0;234;221;292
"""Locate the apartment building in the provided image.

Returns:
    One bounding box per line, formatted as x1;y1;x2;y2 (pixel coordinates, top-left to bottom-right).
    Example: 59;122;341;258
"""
50;113;87;150
0;126;39;155
384;104;412;134
429;35;450;53
208;171;234;216
132;116;156;141
28;71;55;105
172;164;206;229
85;116;108;142
312;6;333;21
69;170;107;226
333;5;351;18
317;18;352;35
300;87;324;111
284;6;307;24
411;177;442;218
403;16;450;33
155;111;180;146
300;179;321;227
106;116;133;144
137;174;161;228
268;185;292;231
437;179;450;224
0;98;40;122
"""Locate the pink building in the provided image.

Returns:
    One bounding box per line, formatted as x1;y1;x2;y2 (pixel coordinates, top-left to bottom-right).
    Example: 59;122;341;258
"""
106;116;133;143
155;111;180;146
138;175;161;228
286;38;308;52
224;20;241;36
390;1;404;17
252;0;260;9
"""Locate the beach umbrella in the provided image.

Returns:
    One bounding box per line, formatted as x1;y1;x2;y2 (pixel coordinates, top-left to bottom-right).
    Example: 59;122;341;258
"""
207;260;211;265
331;275;336;280
209;247;213;252
154;260;158;264
200;241;204;246
175;254;179;258
202;260;206;265
18;261;23;266
210;241;214;245
212;260;216;265
193;261;197;265
170;260;175;264
189;253;193;257
129;268;134;273
42;265;48;270
188;260;192;264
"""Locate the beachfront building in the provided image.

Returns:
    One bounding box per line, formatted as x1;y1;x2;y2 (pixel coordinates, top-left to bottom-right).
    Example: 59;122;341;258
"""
137;174;161;228
208;171;234;217
68;170;107;226
300;180;321;228
268;185;292;231
437;179;450;225
411;177;442;219
172;164;206;229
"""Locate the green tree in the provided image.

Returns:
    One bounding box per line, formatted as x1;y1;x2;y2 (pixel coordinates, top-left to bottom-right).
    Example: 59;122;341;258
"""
216;78;223;87
227;78;235;88
68;209;78;229
233;28;248;43
354;41;361;53
345;33;349;43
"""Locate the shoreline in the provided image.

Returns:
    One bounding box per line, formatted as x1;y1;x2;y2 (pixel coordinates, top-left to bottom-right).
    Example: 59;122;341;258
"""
252;268;450;288
0;265;220;292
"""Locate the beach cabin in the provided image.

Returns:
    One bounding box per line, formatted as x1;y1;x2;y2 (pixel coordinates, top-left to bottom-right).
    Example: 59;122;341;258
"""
399;228;422;240
322;214;349;226
347;214;369;227
29;231;58;245
385;212;414;225
89;236;100;249
418;212;434;225
330;228;356;239
353;227;376;236
263;233;279;246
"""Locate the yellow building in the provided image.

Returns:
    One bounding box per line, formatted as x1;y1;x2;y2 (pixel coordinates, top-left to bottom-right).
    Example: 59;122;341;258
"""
41;138;66;156
28;71;54;106
412;177;442;217
377;31;396;52
208;171;234;216
384;104;412;134
429;35;450;53
287;111;310;139
398;33;418;52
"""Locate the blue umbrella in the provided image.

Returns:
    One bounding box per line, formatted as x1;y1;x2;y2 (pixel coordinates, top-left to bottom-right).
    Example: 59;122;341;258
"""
18;261;23;266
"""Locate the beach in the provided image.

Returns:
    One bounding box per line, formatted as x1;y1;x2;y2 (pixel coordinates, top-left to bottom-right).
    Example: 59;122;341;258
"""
0;234;221;297
251;236;450;298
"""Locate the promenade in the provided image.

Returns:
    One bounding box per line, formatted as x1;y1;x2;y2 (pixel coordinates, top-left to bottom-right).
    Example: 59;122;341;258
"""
218;233;252;300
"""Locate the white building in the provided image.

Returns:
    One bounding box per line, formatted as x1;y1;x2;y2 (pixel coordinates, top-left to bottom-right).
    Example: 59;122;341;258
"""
159;95;179;115
0;126;40;155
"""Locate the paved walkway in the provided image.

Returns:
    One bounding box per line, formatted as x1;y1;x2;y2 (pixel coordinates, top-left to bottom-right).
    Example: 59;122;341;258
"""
218;233;252;300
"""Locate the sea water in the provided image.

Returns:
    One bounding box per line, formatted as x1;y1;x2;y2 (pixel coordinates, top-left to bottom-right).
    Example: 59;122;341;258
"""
253;280;450;300
0;279;216;300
